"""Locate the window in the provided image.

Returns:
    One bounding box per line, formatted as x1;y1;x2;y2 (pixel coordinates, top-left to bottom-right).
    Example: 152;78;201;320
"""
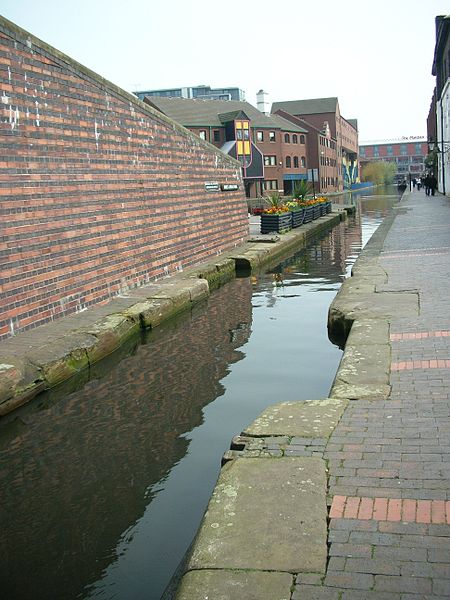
269;131;276;142
292;134;298;143
400;144;407;155
284;133;290;143
213;130;220;142
387;145;393;156
286;156;291;168
199;130;206;140
300;135;305;144
360;147;366;157
263;180;278;190
264;155;277;166
415;143;422;154
256;131;264;142
301;156;306;167
293;156;299;168
373;145;379;157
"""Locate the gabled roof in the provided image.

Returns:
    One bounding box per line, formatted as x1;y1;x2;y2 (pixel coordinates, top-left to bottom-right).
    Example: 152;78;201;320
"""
218;110;250;123
144;96;306;131
270;113;308;133
273;109;336;139
347;118;358;130
271;97;338;116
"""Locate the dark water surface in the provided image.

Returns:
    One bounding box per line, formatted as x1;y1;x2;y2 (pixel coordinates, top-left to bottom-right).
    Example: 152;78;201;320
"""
0;188;399;600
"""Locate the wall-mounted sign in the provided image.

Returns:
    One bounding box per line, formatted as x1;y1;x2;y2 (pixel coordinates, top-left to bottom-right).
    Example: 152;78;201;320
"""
221;183;239;191
204;182;220;191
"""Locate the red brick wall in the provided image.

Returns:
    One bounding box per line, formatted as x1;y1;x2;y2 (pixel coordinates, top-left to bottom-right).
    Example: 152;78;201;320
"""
0;18;248;339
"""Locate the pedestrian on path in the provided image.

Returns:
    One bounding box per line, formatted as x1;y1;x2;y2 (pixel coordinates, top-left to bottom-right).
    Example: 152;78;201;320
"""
424;173;431;196
429;173;437;196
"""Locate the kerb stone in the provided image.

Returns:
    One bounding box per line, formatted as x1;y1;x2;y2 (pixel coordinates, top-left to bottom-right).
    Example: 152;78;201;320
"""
176;569;293;600
242;399;348;438
187;457;327;573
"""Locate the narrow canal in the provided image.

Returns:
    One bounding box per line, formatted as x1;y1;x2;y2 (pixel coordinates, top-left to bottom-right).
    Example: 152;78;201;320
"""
0;187;400;600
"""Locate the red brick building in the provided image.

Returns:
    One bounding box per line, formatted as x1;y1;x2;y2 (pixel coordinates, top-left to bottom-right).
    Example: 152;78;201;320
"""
0;17;249;338
272;97;359;191
359;140;428;181
146;97;309;197
273;109;339;195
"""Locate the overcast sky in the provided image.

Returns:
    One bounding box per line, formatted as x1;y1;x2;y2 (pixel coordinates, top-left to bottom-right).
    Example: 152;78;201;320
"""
1;0;448;142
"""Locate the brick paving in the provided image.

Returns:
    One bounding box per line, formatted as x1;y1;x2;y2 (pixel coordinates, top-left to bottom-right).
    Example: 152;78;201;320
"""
309;189;450;599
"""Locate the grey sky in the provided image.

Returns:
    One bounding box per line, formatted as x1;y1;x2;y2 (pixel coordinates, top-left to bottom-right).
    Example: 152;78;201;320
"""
1;0;448;142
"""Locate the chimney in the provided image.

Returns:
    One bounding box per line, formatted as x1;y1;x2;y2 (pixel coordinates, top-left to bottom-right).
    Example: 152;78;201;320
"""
256;89;270;115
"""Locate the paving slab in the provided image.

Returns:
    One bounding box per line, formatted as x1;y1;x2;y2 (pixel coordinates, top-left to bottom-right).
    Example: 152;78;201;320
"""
176;569;293;600
332;343;391;386
346;318;390;346
242;399;348;438
187;457;327;573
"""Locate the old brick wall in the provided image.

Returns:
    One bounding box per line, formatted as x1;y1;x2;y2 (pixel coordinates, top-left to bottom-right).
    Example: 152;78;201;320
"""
0;18;248;339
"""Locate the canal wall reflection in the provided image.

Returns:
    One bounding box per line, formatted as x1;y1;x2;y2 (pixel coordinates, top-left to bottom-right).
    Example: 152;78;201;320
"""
0;279;253;600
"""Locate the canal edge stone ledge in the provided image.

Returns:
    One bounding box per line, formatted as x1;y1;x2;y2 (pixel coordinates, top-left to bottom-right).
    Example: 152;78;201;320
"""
328;193;419;401
175;398;348;599
0;213;342;417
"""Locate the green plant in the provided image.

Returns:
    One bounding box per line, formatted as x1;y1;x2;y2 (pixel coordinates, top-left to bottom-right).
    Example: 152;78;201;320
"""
266;190;282;208
292;180;311;201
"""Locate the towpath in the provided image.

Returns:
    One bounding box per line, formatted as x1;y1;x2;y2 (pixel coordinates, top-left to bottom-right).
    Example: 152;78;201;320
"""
314;187;450;598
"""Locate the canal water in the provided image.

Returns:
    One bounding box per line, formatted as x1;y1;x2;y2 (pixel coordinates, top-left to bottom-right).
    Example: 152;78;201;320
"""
0;187;400;600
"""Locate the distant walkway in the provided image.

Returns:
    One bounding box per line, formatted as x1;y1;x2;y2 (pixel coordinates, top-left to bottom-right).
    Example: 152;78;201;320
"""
307;188;450;598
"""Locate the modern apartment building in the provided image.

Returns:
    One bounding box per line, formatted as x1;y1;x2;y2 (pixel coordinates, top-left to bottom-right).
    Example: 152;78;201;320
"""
359;140;428;180
145;96;309;198
271;97;359;191
134;85;245;102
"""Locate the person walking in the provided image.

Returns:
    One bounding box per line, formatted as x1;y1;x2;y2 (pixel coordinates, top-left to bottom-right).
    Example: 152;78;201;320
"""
429;173;437;196
424;173;431;196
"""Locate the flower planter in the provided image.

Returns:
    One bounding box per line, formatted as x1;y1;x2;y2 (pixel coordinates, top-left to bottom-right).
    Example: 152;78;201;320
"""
312;205;321;220
261;212;292;234
303;206;314;223
291;209;305;228
325;201;332;214
320;202;327;216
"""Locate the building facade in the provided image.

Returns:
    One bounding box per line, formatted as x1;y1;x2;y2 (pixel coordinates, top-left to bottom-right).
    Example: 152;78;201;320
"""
429;14;450;195
271;97;359;191
273;109;339;195
145;97;309;198
359;140;428;181
134;85;245;102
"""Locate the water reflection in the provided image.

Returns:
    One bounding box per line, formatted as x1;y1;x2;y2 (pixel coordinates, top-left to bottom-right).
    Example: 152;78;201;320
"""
0;280;253;600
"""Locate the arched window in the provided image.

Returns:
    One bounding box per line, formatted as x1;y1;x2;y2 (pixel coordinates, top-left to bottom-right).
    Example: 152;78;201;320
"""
286;156;291;168
293;156;299;168
292;134;298;143
284;133;290;143
301;156;306;167
300;134;305;144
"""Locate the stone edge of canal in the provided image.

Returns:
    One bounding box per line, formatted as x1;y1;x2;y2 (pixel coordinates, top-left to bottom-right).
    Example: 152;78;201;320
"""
0;211;343;418
172;200;410;599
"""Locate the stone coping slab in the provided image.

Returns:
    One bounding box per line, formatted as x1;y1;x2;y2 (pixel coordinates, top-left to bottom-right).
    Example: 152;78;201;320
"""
242;399;348;438
176;569;293;600
187;457;327;573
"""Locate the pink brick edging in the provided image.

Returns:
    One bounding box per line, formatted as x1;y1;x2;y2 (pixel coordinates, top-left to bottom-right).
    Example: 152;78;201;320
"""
330;495;450;524
391;359;450;371
390;331;450;340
